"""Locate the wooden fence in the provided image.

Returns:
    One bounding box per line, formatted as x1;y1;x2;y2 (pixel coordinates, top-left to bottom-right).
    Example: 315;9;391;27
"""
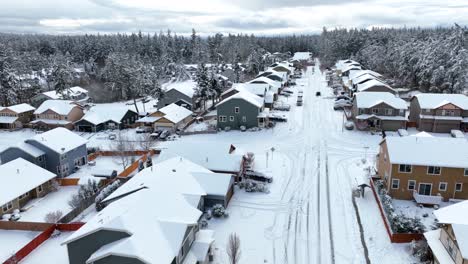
369;178;424;243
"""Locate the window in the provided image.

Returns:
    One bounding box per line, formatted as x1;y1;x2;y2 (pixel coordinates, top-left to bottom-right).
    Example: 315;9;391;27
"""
456;183;463;192
439;182;447;191
385;109;393;115
427;166;441;175
359;109;365;115
37;185;43;193
392;179;400;189
19;192;29;199
218;116;227;122
234;107;240;113
372;108;379;114
2;201;13;212
229;116;234;121
399;164;412;173
408;180;416;190
464;168;468;176
242;116;247;122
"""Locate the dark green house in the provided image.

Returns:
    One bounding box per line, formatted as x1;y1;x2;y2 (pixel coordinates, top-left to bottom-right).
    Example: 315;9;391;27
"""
216;91;267;130
74;107;138;132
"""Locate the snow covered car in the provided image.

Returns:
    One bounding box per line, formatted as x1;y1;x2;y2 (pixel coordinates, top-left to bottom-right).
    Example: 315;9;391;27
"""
282;89;294;94
280;91;292;97
333;99;352;110
158;130;171;140
269;114;287;122
136;126;152;133
244;170;273;183
273;103;291;111
108;133;117;140
335;95;352;101
345;121;355;130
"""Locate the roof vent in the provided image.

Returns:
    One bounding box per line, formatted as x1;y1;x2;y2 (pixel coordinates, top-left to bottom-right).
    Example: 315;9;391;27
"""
172;169;176;172
61;147;65;152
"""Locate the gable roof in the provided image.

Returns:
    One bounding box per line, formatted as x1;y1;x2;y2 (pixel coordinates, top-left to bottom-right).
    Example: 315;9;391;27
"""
412;94;468;110
158;103;193;124
349;70;382;80
225;83;271;97
78;104;136;125
383;136;468;168
0;103;35;114
292;52;311;61
42;86;88;100
355;92;407;109
28;127;87;153
351;74;381;85
34;100;80;115
356;79;395;93
0;158;56;206
216;90;264;109
163;80;196;98
248;77;281;89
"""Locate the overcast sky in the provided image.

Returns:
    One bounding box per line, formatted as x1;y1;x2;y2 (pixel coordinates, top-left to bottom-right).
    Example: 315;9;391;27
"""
1;0;467;35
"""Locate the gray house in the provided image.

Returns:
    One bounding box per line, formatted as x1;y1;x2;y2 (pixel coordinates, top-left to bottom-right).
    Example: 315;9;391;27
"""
216;90;267;130
157;81;199;110
62;157;228;264
0;127;88;177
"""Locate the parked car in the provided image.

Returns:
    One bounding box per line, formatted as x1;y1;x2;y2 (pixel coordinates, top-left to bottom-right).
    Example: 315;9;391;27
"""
335;95;352;101
245;170;273;183
269;113;287;122
159;130;171;140
344;121;355;130
108;133;117;140
297;99;303;106
333;99;352;110
316;91;321;96
282;89;294;94
280;91;292;97
274;103;291;111
150;131;162;139
136;126;152;133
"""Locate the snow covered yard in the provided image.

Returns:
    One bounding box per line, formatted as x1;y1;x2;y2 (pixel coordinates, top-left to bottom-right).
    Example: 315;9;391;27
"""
19;186;80;222
70;155;129;184
0;230;41;263
393;200;453;231
20;231;73;264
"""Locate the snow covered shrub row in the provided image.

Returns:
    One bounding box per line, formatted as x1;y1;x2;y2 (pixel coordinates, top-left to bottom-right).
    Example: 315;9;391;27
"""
68;179;100;209
212;204;227;218
239;180;270;193
95;180;122;204
375;180;425;234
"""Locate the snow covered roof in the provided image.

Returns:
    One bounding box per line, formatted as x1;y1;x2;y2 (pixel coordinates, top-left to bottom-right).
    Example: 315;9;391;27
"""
265;91;275;103
78;104;136;125
216;90;264;109
29;119;71;125
355;114;407;121
0;116;18;124
156;144;243;173
163;80;196;98
0;158;56;206
413;93;468;110
434;201;468;225
249;77;282;89
64;157;228;263
28;127;87;153
34;100;80;115
355;92;407;109
383;136;468;168
191;172;233;196
42;86;88;100
0;103;35;114
424;229;455;264
453;224;468;259
292;52;311;61
158;103;193;124
341;64;362;73
349;70;382;80
226;83;272;97
356;79;395;93
351;74;381;86
182;230;215;264
16;142;45;157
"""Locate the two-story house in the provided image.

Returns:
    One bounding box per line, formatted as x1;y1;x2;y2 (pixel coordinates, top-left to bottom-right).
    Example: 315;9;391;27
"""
0;128;88;177
352;92;408;131
137;103;193;132
31;100;84;130
1;158;56;215
0;103;35;130
216;90;267;130
220;83;277;107
377;135;468;203
157;80;199;110
62;157;233;264
355;79;397;95
425;201;468;264
409;94;468;133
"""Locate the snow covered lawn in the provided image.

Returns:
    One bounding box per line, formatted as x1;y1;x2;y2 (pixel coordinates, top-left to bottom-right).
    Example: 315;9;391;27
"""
20;231;73;264
0;230;40;263
70;156;128;184
393;200;454;231
19;186;79;222
185;119;216;132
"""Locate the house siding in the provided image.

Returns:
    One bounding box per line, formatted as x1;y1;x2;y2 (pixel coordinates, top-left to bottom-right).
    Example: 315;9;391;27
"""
353;101;406;131
92;255;146;264
157;89;194;110
1;181;52;214
410;98;465;133
0;147;46;168
217;99;261;130
67;230;131;264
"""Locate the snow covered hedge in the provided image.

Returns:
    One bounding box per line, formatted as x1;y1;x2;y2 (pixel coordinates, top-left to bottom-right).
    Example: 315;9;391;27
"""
238;180;269;193
95;180;122;204
375;180;425;234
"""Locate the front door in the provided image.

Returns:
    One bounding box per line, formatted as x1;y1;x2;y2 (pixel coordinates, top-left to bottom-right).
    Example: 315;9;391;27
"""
418;183;432;195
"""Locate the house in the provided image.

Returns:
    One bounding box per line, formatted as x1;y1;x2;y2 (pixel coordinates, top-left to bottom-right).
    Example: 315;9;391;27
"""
249;77;282;93
137;103;193;132
292;52;311;62
74;105;139;132
0;103;35;129
409;94;468;133
31;86;89;107
220;83;276;102
349;70;382;81
425;201;468;264
352;92;408;131
216;90;267;130
269;62;294;75
157;80;199;110
257;69;288;85
341;65;362;77
355;79;397;94
377;135;468;203
0;128;88;177
0;158;56;215
62;156;232;264
30;100;84;130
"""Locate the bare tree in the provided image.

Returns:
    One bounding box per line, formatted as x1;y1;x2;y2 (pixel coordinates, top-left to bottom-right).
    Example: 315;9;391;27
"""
44;210;63;223
226;232;241;264
112;131;135;170
138;133;156;151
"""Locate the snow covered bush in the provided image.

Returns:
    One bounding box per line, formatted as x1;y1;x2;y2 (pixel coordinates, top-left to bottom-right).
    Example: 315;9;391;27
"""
44;210;63;223
50;180;60;192
68;179;100;209
212;204;226;218
95;180;122;204
240;180;270;193
410;240;431;262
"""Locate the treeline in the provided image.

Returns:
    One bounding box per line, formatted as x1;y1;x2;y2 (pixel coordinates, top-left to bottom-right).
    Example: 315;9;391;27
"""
0;30;317;105
318;25;468;93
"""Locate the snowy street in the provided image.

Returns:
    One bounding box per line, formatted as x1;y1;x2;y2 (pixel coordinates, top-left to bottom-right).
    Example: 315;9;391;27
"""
167;63;417;263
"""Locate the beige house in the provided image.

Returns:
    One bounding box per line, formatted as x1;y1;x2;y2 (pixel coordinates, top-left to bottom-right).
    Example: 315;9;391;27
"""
0;103;35;130
377;135;468;203
409;94;468;133
137;103;193;132
352;92;408;131
425;201;468;264
1;158;56;215
30;100;84;130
